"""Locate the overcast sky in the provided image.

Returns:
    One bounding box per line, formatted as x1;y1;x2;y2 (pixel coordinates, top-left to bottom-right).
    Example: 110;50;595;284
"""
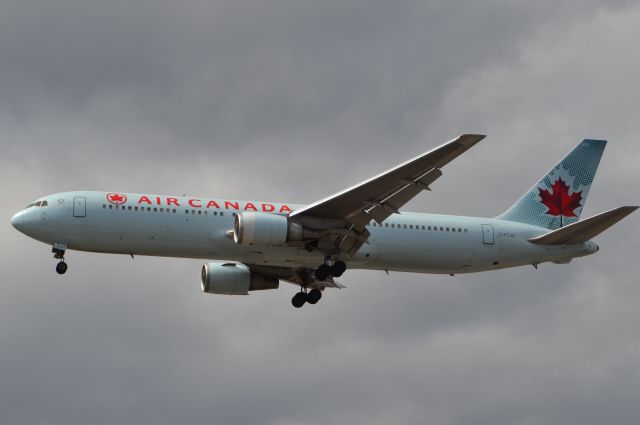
1;1;639;424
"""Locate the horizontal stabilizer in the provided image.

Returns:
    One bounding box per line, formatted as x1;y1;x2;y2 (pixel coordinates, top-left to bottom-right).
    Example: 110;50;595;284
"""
528;206;638;245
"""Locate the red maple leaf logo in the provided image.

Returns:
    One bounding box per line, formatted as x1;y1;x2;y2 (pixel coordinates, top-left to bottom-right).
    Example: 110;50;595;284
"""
106;193;128;206
538;178;582;217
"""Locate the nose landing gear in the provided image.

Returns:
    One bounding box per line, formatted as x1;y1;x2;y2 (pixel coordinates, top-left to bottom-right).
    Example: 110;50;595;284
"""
52;244;67;275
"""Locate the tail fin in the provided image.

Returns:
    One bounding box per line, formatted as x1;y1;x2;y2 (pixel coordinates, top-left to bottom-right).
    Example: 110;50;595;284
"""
497;139;607;230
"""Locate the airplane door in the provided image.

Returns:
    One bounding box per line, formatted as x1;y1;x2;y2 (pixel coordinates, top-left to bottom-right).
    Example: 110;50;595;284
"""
73;197;86;217
481;224;494;245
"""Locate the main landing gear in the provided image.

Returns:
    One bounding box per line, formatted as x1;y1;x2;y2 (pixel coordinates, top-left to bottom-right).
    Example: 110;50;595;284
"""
291;258;347;308
52;245;68;275
291;288;322;308
314;258;347;281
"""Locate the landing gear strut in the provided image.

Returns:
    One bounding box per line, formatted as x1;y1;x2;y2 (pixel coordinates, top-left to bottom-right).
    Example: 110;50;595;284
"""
52;245;67;275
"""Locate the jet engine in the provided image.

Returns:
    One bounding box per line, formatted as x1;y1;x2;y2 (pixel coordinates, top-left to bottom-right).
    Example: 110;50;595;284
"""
201;262;279;295
233;212;318;246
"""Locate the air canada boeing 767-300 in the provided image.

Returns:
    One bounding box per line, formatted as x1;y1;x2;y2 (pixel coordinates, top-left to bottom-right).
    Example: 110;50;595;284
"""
11;135;637;307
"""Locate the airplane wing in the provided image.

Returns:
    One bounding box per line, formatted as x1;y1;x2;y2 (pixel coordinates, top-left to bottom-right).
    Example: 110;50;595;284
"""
290;134;486;256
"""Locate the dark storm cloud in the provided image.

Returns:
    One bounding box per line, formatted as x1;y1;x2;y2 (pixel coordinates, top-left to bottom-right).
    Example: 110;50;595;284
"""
1;1;640;425
2;0;631;162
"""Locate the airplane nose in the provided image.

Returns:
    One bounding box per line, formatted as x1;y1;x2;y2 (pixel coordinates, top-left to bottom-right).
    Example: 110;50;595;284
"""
10;211;27;233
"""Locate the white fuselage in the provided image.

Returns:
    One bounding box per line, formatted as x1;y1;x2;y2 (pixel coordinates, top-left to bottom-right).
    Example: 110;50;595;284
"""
11;191;597;274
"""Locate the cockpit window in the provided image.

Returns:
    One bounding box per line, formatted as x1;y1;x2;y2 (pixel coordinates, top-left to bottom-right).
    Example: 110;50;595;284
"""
27;200;48;208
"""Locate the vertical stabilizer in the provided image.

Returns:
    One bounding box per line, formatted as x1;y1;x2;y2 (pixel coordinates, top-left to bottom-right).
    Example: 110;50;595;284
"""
497;139;606;230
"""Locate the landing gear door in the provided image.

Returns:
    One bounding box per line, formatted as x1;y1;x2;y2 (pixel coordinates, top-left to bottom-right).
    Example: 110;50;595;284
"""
481;224;494;245
73;197;86;217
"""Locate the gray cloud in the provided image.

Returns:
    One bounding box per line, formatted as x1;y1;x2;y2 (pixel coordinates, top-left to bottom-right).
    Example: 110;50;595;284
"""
1;1;640;424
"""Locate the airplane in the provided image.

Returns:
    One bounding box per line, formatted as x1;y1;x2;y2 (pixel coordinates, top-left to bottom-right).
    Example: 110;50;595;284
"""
10;134;638;308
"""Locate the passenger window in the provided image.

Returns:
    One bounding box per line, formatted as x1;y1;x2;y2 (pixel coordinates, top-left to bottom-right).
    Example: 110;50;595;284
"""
464;229;468;233
391;224;395;228
220;212;224;216
109;205;113;209
103;204;106;209
385;223;388;227
446;227;449;232
440;227;443;231
173;209;177;213
403;224;407;229
160;208;164;212
198;211;202;215
422;226;425;230
128;206;132;210
409;225;413;229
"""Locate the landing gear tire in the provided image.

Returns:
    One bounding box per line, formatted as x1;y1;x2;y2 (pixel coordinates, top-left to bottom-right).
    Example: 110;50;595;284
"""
330;261;347;277
314;264;331;281
306;288;322;304
315;260;347;281
56;261;68;275
291;292;307;308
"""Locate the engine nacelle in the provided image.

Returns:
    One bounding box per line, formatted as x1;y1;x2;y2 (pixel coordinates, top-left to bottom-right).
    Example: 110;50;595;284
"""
201;262;279;295
234;212;313;246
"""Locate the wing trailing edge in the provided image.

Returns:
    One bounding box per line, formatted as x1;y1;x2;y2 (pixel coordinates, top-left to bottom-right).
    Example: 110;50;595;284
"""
528;206;638;245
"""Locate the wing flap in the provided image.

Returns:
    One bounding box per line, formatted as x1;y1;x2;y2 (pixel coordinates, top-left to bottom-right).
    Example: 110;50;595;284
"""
528;206;638;245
